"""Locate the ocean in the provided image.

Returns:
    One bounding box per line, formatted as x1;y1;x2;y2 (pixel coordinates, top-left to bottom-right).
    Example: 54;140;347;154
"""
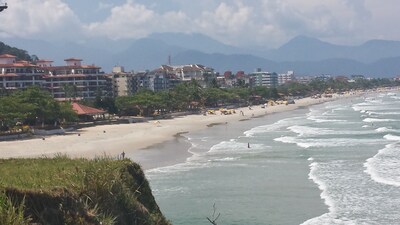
135;91;400;225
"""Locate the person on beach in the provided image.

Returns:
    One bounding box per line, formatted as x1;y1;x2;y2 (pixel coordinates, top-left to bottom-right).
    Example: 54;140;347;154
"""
248;143;250;148
121;151;125;159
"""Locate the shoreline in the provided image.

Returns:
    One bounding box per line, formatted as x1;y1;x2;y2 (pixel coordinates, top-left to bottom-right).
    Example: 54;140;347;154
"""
0;93;363;159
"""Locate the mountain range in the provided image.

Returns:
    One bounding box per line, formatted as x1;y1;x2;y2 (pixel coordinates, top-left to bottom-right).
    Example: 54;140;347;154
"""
3;33;400;77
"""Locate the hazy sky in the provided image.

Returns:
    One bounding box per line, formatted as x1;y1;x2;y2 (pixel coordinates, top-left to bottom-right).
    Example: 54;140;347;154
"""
0;0;398;48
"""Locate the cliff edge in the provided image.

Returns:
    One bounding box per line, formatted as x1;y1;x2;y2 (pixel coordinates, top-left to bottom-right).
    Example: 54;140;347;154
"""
0;156;171;225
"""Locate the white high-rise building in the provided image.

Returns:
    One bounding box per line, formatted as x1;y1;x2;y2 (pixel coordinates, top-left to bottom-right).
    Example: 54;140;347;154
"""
278;71;295;85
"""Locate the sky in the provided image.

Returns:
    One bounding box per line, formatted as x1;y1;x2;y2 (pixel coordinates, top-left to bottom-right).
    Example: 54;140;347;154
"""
0;0;399;48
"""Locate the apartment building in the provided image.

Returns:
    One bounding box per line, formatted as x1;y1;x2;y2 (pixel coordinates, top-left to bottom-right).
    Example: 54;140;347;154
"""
248;69;278;87
0;54;45;90
0;54;111;99
108;66;133;97
278;71;295;85
42;58;111;99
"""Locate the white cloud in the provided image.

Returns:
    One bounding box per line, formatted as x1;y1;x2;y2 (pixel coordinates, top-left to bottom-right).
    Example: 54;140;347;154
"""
1;0;400;48
97;2;114;11
0;0;81;40
197;2;252;33
84;1;192;39
362;0;400;41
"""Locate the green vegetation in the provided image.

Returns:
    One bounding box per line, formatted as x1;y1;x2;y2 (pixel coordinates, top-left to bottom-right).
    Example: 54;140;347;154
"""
110;78;399;117
0;86;77;132
2;76;399;128
0;156;170;225
0;192;31;225
0;42;33;61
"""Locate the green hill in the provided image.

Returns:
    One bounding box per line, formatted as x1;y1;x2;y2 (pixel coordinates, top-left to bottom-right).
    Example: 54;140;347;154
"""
0;156;170;225
0;42;33;61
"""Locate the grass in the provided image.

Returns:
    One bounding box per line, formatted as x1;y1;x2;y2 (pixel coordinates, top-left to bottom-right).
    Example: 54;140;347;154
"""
0;155;129;191
0;156;170;225
0;192;31;225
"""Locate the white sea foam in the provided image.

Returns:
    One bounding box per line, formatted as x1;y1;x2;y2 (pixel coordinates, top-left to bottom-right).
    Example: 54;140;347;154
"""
209;157;240;162
146;160;211;176
354;104;400;113
275;136;385;149
244;117;303;137
147;137;211;175
363;118;397;123
289;125;375;136
307;116;348;123
151;186;188;195
368;111;400;115
274;136;297;144
351;101;396;112
208;140;267;154
308;162;336;213
307;107;351;123
301;214;358;225
288;125;333;136
390;96;400;100
383;134;400;141
375;127;398;133
302;161;368;225
364;143;400;187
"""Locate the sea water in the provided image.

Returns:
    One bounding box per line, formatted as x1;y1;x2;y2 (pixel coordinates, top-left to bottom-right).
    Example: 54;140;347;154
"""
142;91;400;225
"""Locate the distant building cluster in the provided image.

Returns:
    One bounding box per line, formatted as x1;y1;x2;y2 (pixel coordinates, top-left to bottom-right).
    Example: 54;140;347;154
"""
109;66;296;97
3;53;382;100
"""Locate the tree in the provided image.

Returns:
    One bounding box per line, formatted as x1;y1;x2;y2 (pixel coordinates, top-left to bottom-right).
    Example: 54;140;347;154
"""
0;87;78;131
0;42;32;61
0;96;30;130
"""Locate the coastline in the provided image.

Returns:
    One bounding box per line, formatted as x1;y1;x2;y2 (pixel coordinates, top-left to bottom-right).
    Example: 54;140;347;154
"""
0;93;360;160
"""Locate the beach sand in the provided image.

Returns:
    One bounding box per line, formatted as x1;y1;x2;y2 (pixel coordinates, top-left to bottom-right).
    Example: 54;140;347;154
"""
0;95;352;159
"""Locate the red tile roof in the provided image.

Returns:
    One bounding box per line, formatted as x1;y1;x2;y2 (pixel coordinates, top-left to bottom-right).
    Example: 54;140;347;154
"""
36;59;53;63
64;58;82;61
71;102;105;115
0;63;37;67
0;54;16;58
43;65;101;70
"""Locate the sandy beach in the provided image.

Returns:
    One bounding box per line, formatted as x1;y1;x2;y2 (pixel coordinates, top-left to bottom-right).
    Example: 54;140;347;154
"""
0;94;353;159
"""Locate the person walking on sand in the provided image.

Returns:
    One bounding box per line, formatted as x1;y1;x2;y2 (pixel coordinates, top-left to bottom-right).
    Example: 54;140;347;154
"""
248;143;250;148
121;151;125;159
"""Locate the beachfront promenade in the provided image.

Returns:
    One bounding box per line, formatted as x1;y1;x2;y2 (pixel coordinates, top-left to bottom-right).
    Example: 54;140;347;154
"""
0;94;357;159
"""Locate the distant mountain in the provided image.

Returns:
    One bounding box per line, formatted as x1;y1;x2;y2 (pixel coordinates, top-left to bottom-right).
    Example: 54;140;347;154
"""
265;35;400;63
354;40;400;63
173;50;277;73
172;51;400;77
368;56;400;76
111;38;186;71
266;36;348;62
148;32;246;55
3;33;400;77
